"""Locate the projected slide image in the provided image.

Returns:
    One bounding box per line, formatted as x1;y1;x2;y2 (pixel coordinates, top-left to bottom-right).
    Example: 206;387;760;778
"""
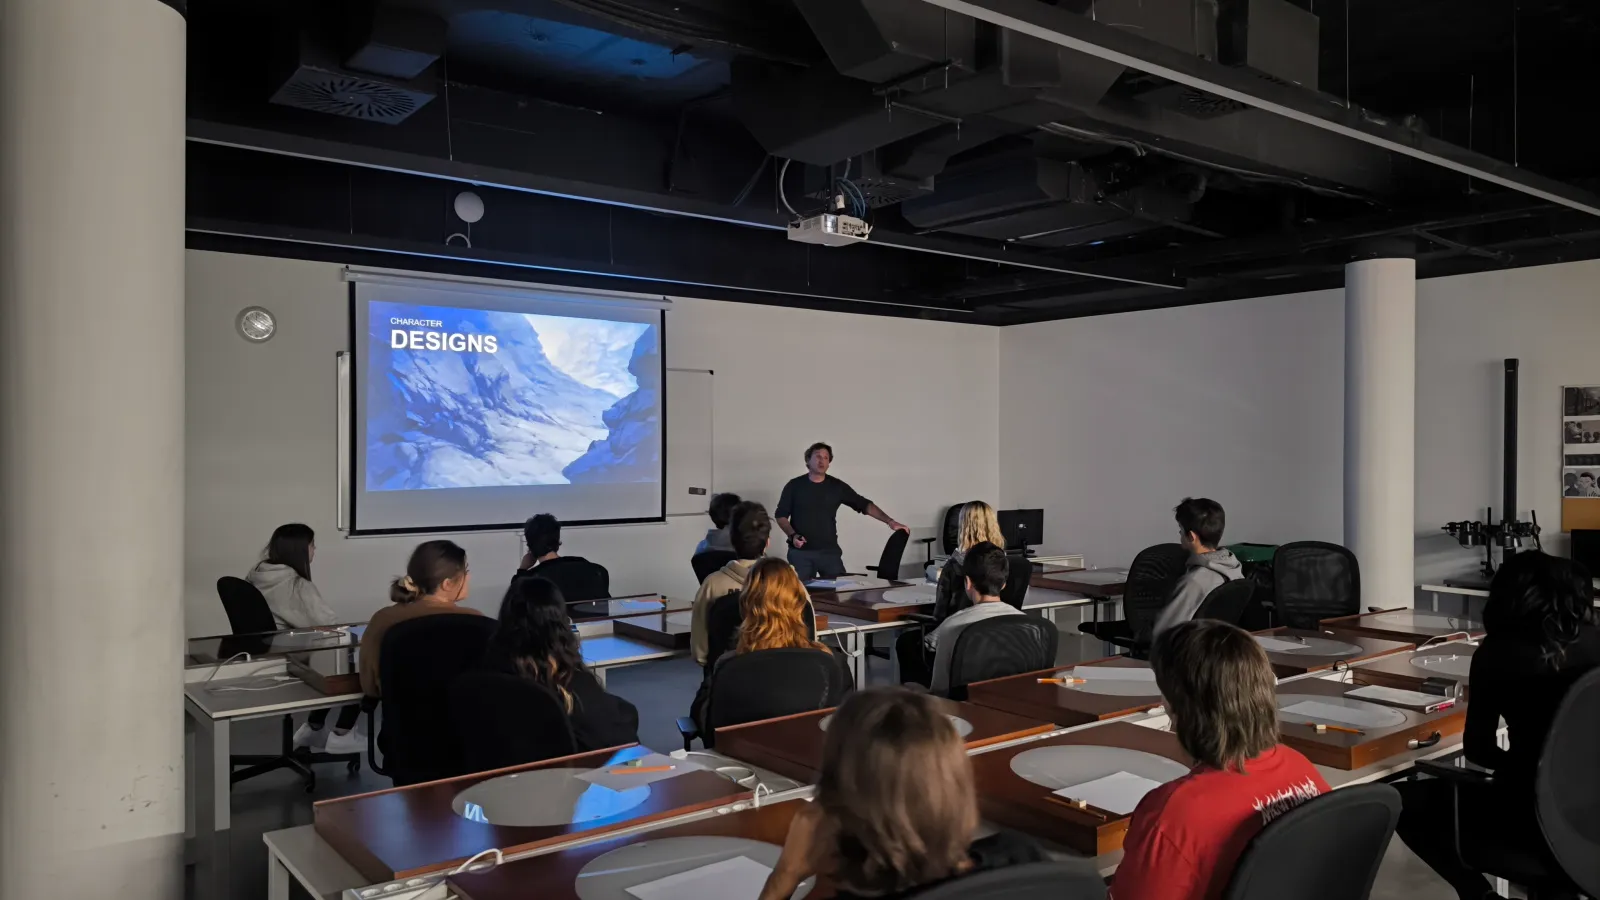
365;300;660;492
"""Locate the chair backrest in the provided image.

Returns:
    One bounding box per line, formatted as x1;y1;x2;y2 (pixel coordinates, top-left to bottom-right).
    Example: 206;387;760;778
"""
448;671;576;775
907;861;1107;899
1221;783;1400;900
1124;543;1193;640
947;617;1059;701
874;529;911;580
704;591;819;672
691;550;739;584
378;613;497;785
942;503;978;556
1000;555;1032;610
1195;577;1255;626
1535;666;1600;897
1272;541;1360;629
527;558;612;617
706;647;852;739
216;576;278;635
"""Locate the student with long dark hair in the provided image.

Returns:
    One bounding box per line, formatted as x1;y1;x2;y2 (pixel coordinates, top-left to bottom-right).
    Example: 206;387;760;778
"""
247;524;360;751
1393;551;1600;900
481;578;638;751
359;540;483;698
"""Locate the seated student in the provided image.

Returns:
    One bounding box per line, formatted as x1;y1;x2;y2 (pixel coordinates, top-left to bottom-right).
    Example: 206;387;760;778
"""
1110;619;1329;900
692;556;846;730
691;500;769;667
924;542;1026;695
246;523;361;752
759;688;1068;900
932;500;1007;621
1152;498;1243;638
1393;551;1600;900
359;540;484;698
694;492;742;555
516;513;610;615
479;576;639;752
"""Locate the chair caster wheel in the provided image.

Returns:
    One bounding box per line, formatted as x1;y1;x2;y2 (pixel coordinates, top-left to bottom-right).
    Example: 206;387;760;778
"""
347;760;361;775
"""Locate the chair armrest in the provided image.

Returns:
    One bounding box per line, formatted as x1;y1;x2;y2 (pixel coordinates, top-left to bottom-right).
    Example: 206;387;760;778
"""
903;613;939;627
362;697;387;777
1415;754;1494;785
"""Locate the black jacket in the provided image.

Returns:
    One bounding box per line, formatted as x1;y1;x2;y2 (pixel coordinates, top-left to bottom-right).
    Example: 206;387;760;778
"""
515;556;611;616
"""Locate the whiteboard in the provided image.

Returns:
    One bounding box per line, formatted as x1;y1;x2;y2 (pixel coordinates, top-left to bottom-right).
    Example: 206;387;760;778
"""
666;368;714;516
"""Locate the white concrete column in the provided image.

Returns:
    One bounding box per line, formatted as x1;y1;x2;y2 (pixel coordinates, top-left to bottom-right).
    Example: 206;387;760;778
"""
1344;258;1417;607
0;0;186;896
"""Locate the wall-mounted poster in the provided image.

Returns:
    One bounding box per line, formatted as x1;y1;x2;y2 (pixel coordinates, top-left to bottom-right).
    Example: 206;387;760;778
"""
1562;387;1600;531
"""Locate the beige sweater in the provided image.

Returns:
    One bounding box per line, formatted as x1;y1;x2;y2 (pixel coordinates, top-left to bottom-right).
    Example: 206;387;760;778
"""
690;558;759;665
358;600;485;697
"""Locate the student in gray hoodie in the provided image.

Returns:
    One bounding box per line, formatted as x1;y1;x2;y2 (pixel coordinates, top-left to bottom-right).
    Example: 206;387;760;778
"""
246;524;362;752
694;492;742;555
1153;498;1244;638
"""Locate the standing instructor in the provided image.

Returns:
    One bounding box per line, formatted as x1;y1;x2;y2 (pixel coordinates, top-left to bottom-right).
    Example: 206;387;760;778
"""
775;442;908;581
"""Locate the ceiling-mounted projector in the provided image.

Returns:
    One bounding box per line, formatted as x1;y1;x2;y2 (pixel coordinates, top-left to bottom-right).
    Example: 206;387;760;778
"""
787;213;872;247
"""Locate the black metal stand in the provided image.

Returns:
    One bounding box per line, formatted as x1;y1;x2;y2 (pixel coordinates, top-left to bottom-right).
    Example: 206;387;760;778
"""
1441;359;1541;577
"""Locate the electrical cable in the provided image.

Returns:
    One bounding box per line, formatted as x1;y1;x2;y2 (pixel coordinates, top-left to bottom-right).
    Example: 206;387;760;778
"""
449;848;505;875
777;158;799;219
204;652;252;685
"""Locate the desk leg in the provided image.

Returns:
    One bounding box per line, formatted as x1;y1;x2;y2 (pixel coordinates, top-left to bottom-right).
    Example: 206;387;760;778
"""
267;848;291;900
851;631;867;689
593;666;607;689
189;704;234;900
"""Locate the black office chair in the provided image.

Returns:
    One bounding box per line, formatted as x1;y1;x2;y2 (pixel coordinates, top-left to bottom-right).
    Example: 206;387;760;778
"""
908;861;1107;899
866;528;911;581
942;503;978;556
526;558;612;618
1195;578;1255;627
1272;542;1360;629
691;550;739;584
1221;783;1400;900
703;647;853;747
448;672;577;774
1417;667;1600;899
945;616;1059;701
1079;543;1189;658
370;613;496;786
1000;555;1032;610
214;577;360;789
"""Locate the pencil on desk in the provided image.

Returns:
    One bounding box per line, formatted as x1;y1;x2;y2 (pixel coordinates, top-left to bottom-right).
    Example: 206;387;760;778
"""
609;765;675;775
1037;677;1086;685
1311;723;1364;736
1044;795;1109;819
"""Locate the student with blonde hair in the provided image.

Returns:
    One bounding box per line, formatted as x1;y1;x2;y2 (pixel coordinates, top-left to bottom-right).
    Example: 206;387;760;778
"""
897;501;1007;686
1111;620;1328;900
759;688;1079;900
734;557;828;655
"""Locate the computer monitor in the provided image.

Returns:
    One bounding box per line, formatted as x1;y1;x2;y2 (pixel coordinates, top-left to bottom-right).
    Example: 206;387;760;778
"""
1571;529;1600;578
997;508;1044;551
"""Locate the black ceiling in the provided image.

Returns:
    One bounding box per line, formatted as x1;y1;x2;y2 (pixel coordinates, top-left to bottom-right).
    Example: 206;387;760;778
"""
185;0;1600;324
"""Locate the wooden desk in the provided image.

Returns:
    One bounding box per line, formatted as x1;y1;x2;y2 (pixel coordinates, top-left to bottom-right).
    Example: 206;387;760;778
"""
1350;643;1477;696
715;702;1055;784
1029;570;1126;598
1274;678;1467;771
313;746;750;883
1320;608;1485;644
966;658;1163;728
450;800;806;900
1251;628;1414;678
807;585;932;624
968;722;1191;856
611;611;693;651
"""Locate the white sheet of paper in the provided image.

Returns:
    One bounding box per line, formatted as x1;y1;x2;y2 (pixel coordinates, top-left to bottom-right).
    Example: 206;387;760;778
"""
1346;685;1452;709
805;579;840;590
575;752;703;792
1051;770;1165;815
625;856;775;900
1255;636;1315;653
1071;666;1158;682
1280;700;1378;727
1051;570;1126;585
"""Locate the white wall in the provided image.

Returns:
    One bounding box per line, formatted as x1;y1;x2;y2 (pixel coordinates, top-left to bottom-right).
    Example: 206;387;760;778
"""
997;291;1347;566
1415;260;1600;580
185;251;998;636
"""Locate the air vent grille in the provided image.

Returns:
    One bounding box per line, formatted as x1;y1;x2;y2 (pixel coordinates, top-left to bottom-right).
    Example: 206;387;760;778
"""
271;69;432;123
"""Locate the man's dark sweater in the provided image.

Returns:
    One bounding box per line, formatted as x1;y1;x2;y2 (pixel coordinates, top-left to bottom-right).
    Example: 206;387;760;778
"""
775;474;871;554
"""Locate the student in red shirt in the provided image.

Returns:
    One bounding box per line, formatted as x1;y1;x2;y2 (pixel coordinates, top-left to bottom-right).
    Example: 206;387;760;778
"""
1110;620;1331;900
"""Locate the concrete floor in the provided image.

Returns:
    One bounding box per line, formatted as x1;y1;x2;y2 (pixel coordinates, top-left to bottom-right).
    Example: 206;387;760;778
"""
186;613;1470;900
